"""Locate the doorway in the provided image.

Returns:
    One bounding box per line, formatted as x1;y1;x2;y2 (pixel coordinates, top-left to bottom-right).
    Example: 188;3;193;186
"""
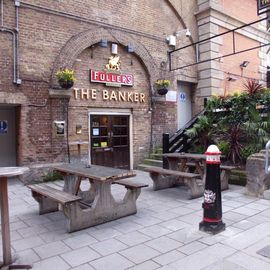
0;107;17;166
177;82;193;129
90;114;130;169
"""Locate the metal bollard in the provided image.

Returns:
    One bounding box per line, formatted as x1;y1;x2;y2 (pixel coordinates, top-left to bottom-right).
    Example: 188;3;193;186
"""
199;145;225;234
265;140;270;174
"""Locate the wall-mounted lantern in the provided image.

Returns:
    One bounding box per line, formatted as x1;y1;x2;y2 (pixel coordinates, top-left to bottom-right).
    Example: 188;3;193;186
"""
112;43;118;54
100;39;108;48
76;124;82;134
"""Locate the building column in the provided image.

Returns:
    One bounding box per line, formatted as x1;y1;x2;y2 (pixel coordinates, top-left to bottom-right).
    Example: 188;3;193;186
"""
195;0;224;112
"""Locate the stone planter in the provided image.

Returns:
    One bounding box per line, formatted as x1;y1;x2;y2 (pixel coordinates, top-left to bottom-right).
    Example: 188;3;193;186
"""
245;150;270;197
49;88;73;98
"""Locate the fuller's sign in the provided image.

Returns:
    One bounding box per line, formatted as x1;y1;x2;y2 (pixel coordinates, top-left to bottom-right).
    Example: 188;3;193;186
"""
257;0;270;14
90;70;134;87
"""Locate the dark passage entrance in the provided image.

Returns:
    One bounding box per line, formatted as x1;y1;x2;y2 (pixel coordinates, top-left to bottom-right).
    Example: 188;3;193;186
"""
90;115;130;169
0;107;17;166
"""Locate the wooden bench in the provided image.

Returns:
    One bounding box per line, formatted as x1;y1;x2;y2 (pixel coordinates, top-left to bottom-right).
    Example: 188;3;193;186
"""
145;166;203;199
185;162;236;190
29;179;149;232
113;178;149;203
28;182;82;214
114;178;148;189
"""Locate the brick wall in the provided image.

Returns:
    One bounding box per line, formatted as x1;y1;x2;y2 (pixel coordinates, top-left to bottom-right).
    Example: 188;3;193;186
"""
219;27;261;95
196;0;269;107
0;0;198;167
220;0;259;23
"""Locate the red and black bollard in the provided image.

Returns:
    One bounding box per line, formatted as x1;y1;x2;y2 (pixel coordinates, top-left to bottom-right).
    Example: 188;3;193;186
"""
199;145;225;234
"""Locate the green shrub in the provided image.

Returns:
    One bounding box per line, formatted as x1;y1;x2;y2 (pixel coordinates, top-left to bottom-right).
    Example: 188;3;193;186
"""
42;170;63;182
217;141;230;156
187;85;270;165
240;145;259;161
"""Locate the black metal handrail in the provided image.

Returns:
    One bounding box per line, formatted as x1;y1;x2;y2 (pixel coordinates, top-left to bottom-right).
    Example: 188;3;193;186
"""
162;109;205;168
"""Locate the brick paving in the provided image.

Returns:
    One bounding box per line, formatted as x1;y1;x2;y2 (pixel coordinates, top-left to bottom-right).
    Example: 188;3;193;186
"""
1;170;270;269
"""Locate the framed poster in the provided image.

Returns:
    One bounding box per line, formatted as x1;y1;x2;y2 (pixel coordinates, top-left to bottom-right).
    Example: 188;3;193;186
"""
53;121;65;137
101;141;108;147
165;91;177;102
92;128;99;136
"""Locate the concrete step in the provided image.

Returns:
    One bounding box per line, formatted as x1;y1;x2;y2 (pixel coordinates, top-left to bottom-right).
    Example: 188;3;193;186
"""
143;159;162;167
155;148;163;154
149;153;163;160
137;163;160;171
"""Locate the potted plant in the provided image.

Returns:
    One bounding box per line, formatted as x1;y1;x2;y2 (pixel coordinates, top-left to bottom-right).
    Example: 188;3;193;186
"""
155;79;171;95
56;68;75;89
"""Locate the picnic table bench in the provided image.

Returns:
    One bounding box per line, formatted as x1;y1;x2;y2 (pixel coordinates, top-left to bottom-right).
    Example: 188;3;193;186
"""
145;166;203;199
28;164;148;232
163;153;236;191
185;162;236;190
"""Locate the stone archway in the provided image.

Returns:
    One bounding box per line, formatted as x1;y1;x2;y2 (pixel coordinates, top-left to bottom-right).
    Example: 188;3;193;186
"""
51;27;159;89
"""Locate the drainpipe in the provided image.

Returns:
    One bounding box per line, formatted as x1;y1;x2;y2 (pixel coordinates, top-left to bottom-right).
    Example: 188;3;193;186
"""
1;0;3;27
0;0;21;84
14;0;21;84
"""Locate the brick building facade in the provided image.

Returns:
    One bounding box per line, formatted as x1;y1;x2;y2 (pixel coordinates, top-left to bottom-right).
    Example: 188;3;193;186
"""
0;0;269;173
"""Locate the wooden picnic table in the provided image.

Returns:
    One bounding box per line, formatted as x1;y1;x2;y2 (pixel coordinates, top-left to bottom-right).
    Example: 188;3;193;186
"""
163;153;205;178
0;166;31;270
163;152;235;191
29;164;148;232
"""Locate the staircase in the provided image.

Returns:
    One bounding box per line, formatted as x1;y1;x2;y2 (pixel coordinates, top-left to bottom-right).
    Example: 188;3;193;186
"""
138;110;204;171
137;149;163;171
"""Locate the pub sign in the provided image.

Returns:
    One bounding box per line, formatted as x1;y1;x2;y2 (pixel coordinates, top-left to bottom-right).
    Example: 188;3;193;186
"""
257;0;270;14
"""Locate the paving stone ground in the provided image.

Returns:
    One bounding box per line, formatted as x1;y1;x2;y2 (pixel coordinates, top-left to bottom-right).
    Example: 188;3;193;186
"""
1;170;270;270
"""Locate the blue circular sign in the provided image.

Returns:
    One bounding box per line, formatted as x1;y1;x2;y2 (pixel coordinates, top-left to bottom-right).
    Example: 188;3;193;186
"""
179;92;186;102
0;120;8;134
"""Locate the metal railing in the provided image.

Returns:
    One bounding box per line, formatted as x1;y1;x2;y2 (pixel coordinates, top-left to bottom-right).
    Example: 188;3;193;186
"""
162;110;205;168
265;140;270;174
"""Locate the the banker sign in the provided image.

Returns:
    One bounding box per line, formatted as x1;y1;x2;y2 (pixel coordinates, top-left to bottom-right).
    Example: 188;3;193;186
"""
257;0;270;14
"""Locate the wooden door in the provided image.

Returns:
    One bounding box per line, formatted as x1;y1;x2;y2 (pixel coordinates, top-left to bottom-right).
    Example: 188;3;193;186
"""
90;115;130;169
177;83;192;129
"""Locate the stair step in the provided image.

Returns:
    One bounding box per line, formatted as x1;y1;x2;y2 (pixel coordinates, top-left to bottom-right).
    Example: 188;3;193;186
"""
153;148;163;154
144;159;163;167
149;153;163;160
137;164;162;171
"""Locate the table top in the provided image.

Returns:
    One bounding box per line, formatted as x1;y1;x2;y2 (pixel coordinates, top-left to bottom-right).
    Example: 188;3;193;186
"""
0;167;29;178
163;153;206;160
53;163;136;181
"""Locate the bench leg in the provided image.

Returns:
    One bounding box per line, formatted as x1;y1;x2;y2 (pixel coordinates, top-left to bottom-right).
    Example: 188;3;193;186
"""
221;171;229;190
61;187;142;233
62;203;82;233
184;178;204;199
123;188;141;201
150;172;177;190
31;191;59;215
119;187;141;214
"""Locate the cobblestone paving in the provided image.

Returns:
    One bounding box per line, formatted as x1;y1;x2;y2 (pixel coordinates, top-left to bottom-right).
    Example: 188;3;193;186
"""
1;170;270;270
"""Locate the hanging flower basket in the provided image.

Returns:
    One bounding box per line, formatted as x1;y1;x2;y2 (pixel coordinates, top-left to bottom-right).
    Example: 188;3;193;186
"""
56;68;75;89
155;79;170;95
58;79;74;89
157;88;169;95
